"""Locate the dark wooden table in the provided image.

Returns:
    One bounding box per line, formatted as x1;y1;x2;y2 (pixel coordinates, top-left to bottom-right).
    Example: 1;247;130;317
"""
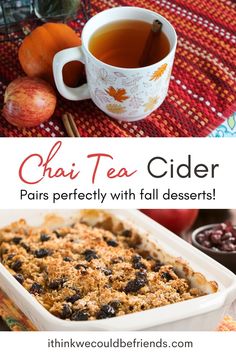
0;319;9;330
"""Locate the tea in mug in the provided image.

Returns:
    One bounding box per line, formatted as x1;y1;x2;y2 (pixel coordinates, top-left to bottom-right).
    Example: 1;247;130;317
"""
89;19;170;68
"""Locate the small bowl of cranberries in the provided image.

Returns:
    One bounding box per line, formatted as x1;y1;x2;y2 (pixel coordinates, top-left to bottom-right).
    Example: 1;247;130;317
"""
192;222;236;273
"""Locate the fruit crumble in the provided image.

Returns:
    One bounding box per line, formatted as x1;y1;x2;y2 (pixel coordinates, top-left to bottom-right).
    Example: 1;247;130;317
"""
0;217;207;321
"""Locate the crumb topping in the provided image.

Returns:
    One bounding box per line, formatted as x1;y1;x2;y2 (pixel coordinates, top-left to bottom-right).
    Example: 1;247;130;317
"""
0;218;205;321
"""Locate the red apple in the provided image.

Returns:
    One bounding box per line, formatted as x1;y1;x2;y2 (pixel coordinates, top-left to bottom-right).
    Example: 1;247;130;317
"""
2;77;57;128
140;209;199;235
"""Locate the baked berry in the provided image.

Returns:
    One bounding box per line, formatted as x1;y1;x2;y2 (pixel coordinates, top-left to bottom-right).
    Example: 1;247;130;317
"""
48;278;67;290
133;261;146;270
54;230;63;238
124;277;147;294
111;256;124;264
161;272;173;282
132;254;147;270
60;304;72;319
136;270;147;278
7;253;15;260
121;229;132;237
75;264;88;270
102;268;112;276
65;292;81;304
63;256;72;262
152;261;163;272
96;305;116;319
71;310;89;321
10;260;22;272
35;248;50;258
109;300;121;310
40;234;51;242
12;237;22;245
30;282;44;294
132;255;142;263
14;273;24;284
145;255;153;260
83;249;98;262
20;242;31;252
106;240;118;247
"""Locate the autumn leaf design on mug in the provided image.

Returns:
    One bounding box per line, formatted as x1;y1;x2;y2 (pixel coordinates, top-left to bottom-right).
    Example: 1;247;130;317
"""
143;96;159;112
150;63;168;81
106;103;126;114
106;87;129;102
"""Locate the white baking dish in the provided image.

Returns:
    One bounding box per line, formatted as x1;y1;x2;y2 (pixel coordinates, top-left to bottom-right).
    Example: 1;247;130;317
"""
0;209;236;331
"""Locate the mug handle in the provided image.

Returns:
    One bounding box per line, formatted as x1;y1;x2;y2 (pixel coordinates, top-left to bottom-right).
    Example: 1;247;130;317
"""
53;47;90;101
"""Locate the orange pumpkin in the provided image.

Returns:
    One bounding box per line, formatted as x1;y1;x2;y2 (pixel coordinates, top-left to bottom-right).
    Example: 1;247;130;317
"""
18;23;84;87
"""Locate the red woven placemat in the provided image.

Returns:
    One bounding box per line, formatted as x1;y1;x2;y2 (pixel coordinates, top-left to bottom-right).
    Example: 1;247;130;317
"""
0;0;235;137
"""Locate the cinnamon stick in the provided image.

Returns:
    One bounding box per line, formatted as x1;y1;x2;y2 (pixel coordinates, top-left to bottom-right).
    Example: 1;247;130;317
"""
62;113;80;137
139;19;162;67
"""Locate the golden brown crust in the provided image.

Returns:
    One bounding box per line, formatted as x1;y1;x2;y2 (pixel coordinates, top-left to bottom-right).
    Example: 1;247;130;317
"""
0;213;215;322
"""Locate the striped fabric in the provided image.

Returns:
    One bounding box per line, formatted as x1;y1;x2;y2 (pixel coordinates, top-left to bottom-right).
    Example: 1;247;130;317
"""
0;0;235;137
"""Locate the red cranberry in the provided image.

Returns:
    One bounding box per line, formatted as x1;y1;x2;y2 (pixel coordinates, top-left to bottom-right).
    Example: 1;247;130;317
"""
196;222;236;253
220;223;227;230
210;233;222;245
204;230;212;239
202;240;211;248
225;225;233;233
196;233;206;244
214;230;223;236
220;243;235;252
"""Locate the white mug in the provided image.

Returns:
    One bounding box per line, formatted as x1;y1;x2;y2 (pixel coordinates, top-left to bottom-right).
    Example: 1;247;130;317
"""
53;7;177;121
